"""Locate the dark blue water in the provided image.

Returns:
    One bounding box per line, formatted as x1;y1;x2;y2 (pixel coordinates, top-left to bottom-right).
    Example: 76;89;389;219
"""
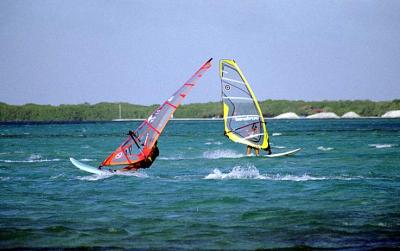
1;119;399;249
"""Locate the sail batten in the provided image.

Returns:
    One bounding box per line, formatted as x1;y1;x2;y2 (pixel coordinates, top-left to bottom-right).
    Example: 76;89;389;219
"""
222;96;253;100
219;59;269;150
221;77;246;85
101;58;212;166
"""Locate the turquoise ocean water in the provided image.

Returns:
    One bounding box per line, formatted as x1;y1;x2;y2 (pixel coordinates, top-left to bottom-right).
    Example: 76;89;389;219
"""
1;119;399;249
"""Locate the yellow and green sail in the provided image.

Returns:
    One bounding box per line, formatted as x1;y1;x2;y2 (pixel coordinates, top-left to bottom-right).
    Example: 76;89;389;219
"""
219;59;269;149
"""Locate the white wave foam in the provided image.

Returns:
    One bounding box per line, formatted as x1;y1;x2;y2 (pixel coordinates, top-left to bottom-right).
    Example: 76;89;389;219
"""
81;145;90;149
369;144;396;149
117;171;149;178
272;174;327;181
272;133;282;136
77;174;113;181
79;158;94;162
317;146;334;151
203;149;244;159
0;158;61;163
205;165;264;179
50;173;65;180
173;175;200;181
159;155;185;160
77;170;149;181
273;145;286;149
204;141;223;145
29;154;41;160
204;166;362;181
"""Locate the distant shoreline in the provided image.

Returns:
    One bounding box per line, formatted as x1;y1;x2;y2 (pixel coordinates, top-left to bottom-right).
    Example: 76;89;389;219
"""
2;117;400;126
1;99;399;122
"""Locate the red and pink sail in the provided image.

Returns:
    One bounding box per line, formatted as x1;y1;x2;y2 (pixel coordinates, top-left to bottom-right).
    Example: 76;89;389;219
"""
101;58;212;166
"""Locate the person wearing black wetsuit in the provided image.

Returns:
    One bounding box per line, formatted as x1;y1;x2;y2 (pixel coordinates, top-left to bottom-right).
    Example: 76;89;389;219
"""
121;140;159;172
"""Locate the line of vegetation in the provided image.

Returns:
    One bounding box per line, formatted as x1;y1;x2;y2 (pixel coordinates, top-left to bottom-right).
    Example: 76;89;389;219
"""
1;100;399;122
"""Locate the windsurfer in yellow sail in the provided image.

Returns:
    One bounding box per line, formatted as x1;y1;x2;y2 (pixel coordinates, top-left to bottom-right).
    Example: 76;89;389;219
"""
246;124;260;156
245;124;272;156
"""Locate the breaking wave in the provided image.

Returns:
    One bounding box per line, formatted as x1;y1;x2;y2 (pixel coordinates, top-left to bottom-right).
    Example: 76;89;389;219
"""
0;154;61;163
317;146;334;151
205;165;263;179
204;166;364;181
369;144;396;149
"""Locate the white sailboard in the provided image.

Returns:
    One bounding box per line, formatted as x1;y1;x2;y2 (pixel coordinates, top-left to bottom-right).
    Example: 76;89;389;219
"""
70;158;112;175
263;148;302;158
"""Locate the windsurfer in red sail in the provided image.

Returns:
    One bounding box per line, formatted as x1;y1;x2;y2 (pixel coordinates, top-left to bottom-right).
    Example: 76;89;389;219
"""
93;59;212;173
120;131;160;172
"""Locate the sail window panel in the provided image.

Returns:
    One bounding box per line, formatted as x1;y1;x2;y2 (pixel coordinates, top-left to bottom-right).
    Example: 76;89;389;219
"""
168;85;192;106
223;82;265;144
149;104;175;132
124;154;141;164
233;121;265;144
222;63;245;84
134;123;150;147
120;137;142;155
111;156;129;165
143;130;158;149
111;148;141;165
122;137;144;157
224;96;259;120
222;81;251;100
134;127;158;149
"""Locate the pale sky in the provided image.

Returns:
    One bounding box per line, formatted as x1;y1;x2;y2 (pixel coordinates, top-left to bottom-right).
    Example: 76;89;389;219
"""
1;0;399;105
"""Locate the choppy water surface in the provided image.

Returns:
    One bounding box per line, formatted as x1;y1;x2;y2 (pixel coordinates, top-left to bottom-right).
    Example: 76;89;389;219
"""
1;119;399;249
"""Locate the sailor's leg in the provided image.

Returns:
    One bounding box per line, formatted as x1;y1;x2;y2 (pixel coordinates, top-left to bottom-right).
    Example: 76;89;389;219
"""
246;146;251;156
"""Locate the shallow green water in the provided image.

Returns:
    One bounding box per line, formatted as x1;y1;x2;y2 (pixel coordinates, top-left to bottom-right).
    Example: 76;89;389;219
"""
1;119;399;249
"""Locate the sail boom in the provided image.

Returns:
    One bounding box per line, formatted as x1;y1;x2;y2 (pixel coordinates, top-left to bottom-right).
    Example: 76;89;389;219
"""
243;133;265;140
